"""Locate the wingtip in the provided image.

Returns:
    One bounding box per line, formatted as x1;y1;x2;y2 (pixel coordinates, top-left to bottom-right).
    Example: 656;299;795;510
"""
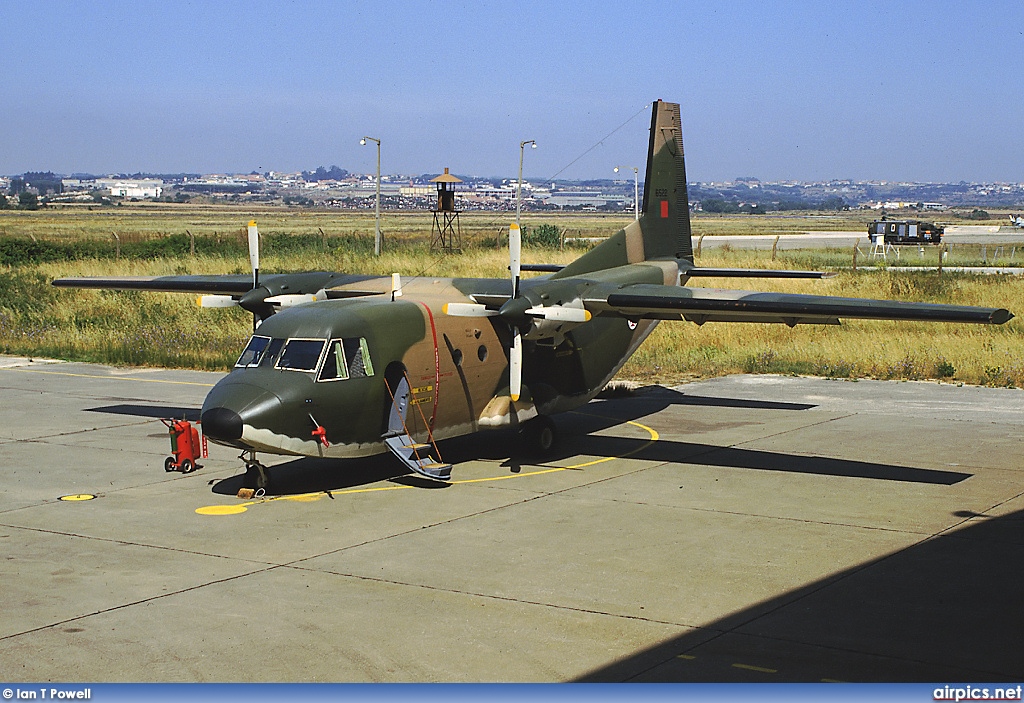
993;309;1014;324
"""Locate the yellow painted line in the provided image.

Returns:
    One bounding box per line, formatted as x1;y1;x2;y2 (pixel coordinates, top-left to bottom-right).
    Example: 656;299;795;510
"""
676;654;696;660
821;678;847;684
196;417;659;516
195;484;411;515
732;663;777;674
6;367;215;387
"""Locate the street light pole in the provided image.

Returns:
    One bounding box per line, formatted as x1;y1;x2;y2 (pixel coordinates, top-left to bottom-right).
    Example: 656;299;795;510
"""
517;139;536;229
360;136;382;255
614;166;639;220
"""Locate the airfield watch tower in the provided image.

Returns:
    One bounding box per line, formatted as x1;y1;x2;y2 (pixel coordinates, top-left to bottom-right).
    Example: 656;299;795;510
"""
430;168;463;252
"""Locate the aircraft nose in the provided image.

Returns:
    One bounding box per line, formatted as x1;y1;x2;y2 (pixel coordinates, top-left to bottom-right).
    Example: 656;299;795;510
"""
201;406;243;441
200;378;282;447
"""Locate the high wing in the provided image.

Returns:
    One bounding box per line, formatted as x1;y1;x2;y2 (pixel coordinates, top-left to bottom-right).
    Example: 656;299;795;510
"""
53;274;261;294
51;272;386;296
584;283;1012;327
52;271;391;323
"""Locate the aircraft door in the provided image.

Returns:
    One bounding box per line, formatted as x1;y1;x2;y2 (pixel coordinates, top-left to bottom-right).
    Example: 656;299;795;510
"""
383;363;411;438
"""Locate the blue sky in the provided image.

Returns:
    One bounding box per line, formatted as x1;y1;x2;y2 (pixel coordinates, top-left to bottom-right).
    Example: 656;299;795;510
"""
2;0;1022;182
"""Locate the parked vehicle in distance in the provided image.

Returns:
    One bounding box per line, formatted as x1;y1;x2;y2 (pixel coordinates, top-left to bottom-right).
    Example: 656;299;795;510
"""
868;218;944;244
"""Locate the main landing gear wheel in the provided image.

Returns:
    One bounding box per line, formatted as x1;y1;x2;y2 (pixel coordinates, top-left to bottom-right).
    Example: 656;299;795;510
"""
521;416;557;455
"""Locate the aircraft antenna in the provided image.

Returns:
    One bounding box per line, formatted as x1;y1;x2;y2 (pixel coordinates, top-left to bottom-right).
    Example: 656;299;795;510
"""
545;103;650;182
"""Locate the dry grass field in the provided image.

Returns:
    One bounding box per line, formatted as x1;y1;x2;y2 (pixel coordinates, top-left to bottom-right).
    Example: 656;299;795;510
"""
1;203;1022;387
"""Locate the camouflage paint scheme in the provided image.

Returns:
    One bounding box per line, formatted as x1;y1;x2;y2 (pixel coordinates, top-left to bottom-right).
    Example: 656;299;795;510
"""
54;100;1012;477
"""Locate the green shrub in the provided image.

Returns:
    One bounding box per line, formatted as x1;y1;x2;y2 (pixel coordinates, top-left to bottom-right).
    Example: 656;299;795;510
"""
524;223;561;247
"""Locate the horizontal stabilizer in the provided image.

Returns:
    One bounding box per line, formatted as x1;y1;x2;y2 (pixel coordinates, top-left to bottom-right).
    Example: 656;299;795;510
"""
684;268;836;279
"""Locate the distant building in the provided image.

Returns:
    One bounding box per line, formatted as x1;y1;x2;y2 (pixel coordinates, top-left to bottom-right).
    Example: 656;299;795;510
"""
400;185;431;197
96;179;163;199
61;178;93;191
543;192;626;208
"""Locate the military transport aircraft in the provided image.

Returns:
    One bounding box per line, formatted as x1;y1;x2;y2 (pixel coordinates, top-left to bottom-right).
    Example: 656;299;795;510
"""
53;100;1013;489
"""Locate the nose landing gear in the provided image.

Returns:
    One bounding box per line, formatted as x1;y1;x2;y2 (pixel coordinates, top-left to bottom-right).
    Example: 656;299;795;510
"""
240;450;271;492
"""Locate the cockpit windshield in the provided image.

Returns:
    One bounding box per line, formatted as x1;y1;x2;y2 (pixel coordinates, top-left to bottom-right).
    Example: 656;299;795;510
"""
237;335;373;378
235;335;270;367
276;338;326;372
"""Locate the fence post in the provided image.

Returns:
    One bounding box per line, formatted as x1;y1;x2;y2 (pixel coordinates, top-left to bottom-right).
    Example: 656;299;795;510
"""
696;234;704;257
771;235;780;261
319;227;327;251
852;241;858;271
111;231;120;260
186;229;195;257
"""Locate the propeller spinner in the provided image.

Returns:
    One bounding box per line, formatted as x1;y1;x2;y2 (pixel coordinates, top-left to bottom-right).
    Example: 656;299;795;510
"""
197;221;325;327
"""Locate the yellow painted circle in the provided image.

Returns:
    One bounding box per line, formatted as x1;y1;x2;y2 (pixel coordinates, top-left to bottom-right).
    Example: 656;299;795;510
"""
196;504;248;516
59;494;96;502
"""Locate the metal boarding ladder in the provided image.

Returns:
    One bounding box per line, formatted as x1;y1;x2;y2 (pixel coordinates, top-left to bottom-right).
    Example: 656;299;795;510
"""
383;372;452;481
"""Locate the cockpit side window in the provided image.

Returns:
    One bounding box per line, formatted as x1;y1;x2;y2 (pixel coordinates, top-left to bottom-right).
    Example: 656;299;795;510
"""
345;337;375;378
318;340;349;381
317;337;375;382
236;335;270;367
275;338;326;372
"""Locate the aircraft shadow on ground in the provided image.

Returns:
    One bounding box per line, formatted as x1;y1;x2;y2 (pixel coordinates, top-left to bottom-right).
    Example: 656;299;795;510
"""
86;403;201;422
574;505;1024;682
205;386;967;496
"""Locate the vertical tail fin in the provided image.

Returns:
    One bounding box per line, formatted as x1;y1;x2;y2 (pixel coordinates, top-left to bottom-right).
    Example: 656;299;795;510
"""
551;100;692;279
640;100;693;261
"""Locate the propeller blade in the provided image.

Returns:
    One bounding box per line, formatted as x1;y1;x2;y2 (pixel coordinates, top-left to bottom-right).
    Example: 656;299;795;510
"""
509;223;521;298
247;220;261;331
443;302;500;317
525;305;592;323
264;293;322;307
247;220;260;289
509;331;522;402
197;295;239;308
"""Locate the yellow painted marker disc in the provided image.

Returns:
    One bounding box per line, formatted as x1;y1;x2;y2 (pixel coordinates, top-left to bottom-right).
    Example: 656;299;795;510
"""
196;504;248;516
59;494;96;502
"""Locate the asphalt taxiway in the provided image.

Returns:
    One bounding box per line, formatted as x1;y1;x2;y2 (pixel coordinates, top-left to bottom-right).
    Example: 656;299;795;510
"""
1;357;1022;682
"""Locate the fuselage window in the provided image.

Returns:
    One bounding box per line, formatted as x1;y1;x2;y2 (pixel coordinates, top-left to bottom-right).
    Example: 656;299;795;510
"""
236;335;270;367
317;337;375;382
276;338;326;372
